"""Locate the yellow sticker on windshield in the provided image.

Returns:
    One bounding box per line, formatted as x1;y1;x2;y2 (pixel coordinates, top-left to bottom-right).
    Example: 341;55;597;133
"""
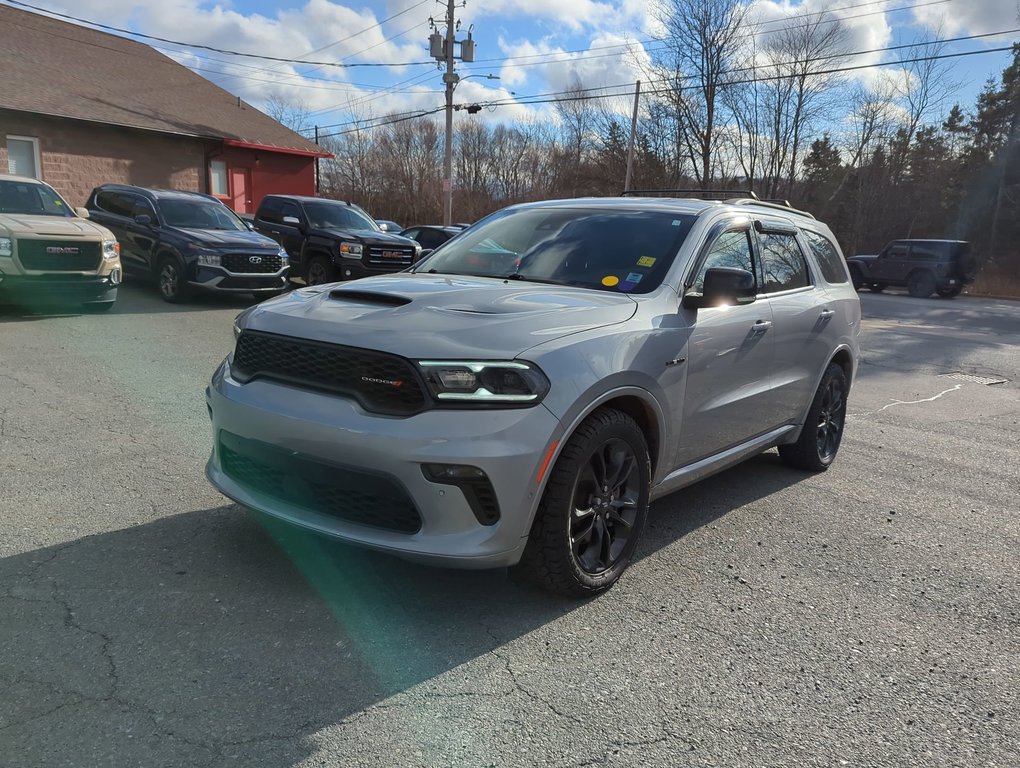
602;275;620;287
636;256;656;267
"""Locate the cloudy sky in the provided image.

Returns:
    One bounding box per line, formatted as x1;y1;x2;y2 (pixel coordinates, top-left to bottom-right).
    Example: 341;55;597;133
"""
9;0;1018;138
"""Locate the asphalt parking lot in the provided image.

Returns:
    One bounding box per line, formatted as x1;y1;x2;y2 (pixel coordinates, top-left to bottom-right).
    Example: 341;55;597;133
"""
2;284;1018;767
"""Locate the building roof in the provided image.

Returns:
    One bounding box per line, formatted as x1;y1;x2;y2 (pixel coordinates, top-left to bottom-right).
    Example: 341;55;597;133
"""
0;5;329;157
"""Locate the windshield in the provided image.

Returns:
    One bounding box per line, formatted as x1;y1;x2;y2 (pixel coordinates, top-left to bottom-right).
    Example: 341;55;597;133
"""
303;202;379;231
160;199;247;231
0;179;74;217
412;207;697;294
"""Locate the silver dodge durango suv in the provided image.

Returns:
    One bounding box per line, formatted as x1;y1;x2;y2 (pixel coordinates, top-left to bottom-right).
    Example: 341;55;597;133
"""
206;196;860;596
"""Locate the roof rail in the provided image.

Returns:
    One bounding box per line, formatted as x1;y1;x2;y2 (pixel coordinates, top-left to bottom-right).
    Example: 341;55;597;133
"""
620;188;758;200
724;197;816;220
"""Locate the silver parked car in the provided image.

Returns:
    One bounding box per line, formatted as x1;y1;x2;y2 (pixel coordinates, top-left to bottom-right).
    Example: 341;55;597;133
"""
206;197;860;596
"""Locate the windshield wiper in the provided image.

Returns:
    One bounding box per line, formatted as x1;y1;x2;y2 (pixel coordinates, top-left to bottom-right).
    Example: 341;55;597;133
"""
500;272;565;286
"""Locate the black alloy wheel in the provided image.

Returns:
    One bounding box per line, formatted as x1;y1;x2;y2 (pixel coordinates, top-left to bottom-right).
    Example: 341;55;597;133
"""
519;407;650;597
569;437;641;575
907;270;936;298
305;256;335;286
779;363;848;471
157;257;189;303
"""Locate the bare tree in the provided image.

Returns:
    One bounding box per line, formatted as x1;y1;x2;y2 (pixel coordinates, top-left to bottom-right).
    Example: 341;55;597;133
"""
650;0;752;187
263;94;312;135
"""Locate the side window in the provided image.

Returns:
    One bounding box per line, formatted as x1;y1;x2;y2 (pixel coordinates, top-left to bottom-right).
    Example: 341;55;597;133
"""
402;228;420;241
803;230;848;284
887;244;909;259
131;197;157;221
759;232;810;292
95;191;134;218
692;229;755;293
256;198;281;224
280;201;303;223
908;244;940;261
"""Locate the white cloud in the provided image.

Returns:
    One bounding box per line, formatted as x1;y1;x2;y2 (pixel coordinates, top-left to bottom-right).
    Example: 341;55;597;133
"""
913;0;1018;36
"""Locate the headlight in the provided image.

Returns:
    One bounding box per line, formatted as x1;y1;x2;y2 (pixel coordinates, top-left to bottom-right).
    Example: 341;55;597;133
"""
277;248;288;261
339;242;362;257
0;237;11;257
102;239;120;260
197;253;221;267
417;360;550;404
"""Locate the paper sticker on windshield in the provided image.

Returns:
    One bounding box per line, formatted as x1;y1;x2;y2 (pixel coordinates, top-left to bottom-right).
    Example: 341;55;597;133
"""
601;275;620;287
618;281;637;292
636;256;656;268
671;220;683;227
625;272;643;284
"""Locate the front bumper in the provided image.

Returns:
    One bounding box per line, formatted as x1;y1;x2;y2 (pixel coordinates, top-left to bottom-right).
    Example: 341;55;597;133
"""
0;271;120;305
190;265;289;293
205;360;563;568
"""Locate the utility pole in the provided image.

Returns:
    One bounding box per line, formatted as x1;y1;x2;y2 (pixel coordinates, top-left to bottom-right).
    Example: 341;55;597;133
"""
314;125;320;195
430;1;474;226
624;80;641;193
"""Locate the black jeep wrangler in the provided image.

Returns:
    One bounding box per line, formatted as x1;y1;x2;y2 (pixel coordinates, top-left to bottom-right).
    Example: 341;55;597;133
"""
846;239;974;298
252;196;420;285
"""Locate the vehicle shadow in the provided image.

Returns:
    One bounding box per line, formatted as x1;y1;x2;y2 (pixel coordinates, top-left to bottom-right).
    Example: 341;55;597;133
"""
0;282;265;322
1;452;807;765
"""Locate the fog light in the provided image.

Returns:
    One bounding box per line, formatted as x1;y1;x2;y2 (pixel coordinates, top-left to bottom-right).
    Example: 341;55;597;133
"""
422;464;500;525
344;268;352;277
109;268;122;285
423;464;485;480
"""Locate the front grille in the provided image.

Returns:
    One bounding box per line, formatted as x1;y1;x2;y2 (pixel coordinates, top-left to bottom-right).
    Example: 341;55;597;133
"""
17;240;102;271
221;252;285;274
365;245;415;272
217;276;285;290
232;330;428;416
219;431;422;533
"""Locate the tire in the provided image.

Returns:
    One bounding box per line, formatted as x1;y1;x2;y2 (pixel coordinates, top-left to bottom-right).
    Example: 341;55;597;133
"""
848;266;864;291
157;256;190;303
906;270;936;299
937;284;963;298
778;363;848;472
304;255;335;286
868;283;886;293
518;407;651;597
82;302;115;313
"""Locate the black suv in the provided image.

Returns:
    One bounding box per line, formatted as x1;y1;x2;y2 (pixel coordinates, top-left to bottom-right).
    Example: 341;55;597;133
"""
85;185;289;302
252;195;420;285
846;239;974;298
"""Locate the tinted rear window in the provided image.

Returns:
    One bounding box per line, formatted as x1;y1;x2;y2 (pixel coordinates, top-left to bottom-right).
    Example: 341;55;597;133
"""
803;230;849;284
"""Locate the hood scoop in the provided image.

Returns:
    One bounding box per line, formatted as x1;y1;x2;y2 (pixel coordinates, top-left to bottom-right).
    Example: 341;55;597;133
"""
329;289;412;307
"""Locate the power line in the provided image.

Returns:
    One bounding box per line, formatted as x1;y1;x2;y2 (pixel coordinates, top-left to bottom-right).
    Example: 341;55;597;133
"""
459;0;954;72
2;0;432;68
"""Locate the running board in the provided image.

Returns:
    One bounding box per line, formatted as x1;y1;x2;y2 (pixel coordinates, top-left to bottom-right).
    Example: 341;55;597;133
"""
650;425;797;501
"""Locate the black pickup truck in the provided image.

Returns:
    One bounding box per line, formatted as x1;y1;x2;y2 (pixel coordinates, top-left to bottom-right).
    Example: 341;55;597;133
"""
252;195;421;285
846;239;974;298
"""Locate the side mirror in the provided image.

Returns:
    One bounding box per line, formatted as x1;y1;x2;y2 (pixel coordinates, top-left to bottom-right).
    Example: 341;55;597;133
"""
134;214;153;227
74;207;91;219
682;267;757;309
282;215;301;226
417;249;433;259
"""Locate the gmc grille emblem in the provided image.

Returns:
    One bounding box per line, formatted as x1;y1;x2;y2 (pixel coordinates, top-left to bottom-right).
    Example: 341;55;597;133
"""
361;376;404;388
46;246;80;254
248;256;262;264
380;250;404;259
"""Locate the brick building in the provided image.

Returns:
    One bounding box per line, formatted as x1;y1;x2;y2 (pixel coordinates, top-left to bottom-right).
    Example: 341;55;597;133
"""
0;5;330;212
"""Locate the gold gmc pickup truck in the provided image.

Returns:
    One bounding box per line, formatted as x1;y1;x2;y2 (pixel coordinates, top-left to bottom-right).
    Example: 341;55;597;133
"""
0;173;122;311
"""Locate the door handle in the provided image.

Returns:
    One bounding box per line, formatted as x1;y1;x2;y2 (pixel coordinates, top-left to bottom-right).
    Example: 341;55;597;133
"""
751;320;772;333
818;309;835;319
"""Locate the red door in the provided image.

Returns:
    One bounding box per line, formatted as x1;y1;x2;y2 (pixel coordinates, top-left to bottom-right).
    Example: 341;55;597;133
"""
230;167;252;213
